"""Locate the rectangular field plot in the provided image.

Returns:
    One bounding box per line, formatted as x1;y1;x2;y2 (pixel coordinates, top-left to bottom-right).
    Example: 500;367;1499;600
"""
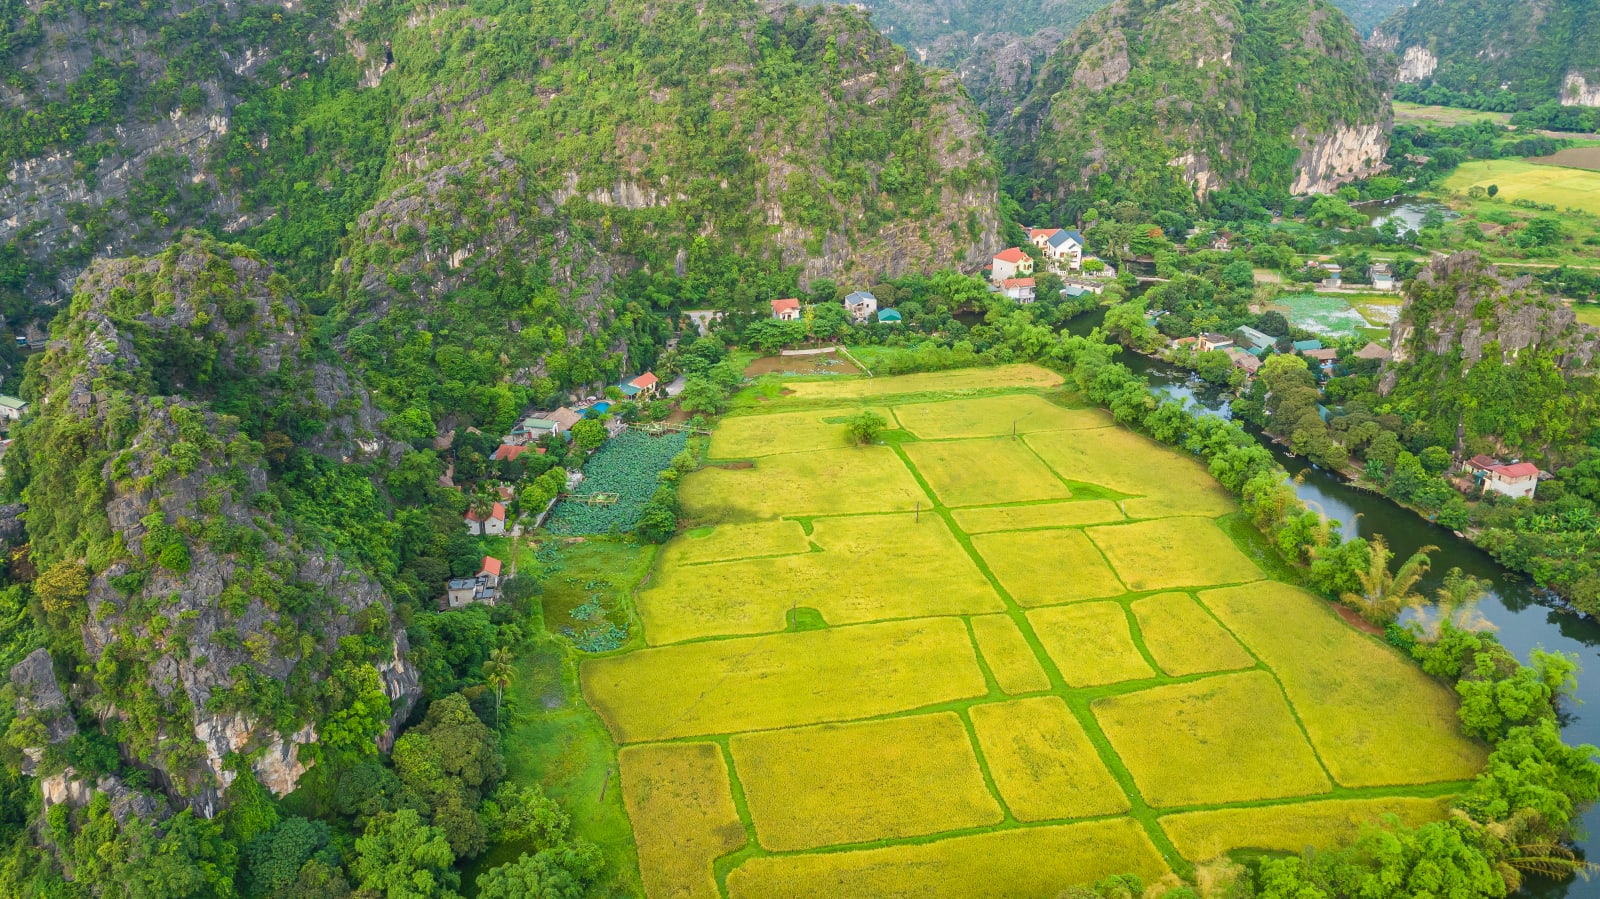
1092;671;1332;808
660;520;811;567
952;500;1125;533
730;713;1002;851
725;818;1167;899
778;363;1063;400
637;513;1003;644
581;618;987;743
1025;428;1234;518
619;742;746;899
1088;517;1261;592
969;697;1129;822
1158;796;1450;861
969;615;1051;694
1130;592;1256;677
679;446;925;522
1027;602;1154;687
1201;583;1487;787
892;394;1110;439
709;406;895;458
973;529;1126;606
901;438;1073;507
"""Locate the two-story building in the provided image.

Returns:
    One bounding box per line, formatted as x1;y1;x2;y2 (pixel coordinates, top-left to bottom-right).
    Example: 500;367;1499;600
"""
843;291;878;323
991;247;1035;283
445;556;503;608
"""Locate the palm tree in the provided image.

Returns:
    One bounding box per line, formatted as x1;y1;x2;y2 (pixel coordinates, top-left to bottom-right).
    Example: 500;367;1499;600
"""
1412;567;1497;642
1341;535;1438;625
1452;809;1599;891
481;647;515;728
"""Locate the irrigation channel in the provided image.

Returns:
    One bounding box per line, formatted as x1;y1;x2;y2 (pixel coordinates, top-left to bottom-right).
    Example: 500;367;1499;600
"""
1061;307;1600;896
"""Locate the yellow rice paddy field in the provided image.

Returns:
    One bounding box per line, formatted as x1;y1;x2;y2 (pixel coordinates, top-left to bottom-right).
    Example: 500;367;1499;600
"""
581;370;1487;897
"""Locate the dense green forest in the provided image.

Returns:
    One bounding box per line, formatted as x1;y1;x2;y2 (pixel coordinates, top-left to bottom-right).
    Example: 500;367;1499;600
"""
1377;0;1600;109
1006;0;1390;219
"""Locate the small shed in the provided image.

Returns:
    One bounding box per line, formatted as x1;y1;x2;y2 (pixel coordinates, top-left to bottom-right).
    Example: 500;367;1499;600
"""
877;308;903;324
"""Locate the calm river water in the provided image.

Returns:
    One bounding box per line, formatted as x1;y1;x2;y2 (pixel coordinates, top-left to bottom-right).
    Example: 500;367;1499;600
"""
1063;308;1600;895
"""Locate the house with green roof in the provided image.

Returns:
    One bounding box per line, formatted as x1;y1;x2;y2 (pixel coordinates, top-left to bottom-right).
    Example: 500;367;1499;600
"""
0;395;27;421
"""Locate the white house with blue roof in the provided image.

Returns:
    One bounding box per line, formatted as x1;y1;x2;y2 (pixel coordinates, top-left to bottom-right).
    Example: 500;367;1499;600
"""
1029;227;1085;271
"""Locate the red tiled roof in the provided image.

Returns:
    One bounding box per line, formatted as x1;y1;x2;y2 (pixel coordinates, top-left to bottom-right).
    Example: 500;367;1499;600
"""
631;372;659;389
1490;462;1540;480
491;444;532;461
1001;277;1035;289
1029;228;1060;240
466;502;507;523
771;298;801;313
1468;454;1500;470
994;247;1028;264
479;556;502;577
497;485;516;500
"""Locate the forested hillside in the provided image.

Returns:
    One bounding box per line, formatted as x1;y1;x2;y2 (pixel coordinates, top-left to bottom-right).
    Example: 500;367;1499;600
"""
0;0;1002;383
1372;0;1600;108
1005;0;1392;216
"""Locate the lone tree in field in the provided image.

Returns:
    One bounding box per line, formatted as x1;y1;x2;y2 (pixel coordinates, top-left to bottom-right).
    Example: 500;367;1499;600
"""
482;647;515;728
845;410;888;445
1342;535;1437;625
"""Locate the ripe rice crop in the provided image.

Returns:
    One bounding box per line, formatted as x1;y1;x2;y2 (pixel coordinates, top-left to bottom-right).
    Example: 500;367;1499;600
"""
1027;602;1153;687
778;363;1063;399
968;696;1129;821
619;742;747;899
902;437;1074;507
730;713;1002;851
581;618;987;743
724;819;1167;899
1158;796;1451;861
1201;582;1488;786
952;500;1125;534
1092;671;1332;807
1087;517;1261;592
679;445;925;522
972;529;1126;606
891;394;1110;439
968;614;1051;694
1130;592;1256;677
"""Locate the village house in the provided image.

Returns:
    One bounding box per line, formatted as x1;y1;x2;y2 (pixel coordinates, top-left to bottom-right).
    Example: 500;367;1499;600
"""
1170;336;1200;351
1292;338;1324;353
1466;456;1541;501
0;395;27;421
508;416;560;445
876;308;903;324
490;444;541;462
1197;333;1235;353
445;556;503;609
1303;347;1340;375
1225;347;1261;376
1028;228;1085;270
1233;326;1276;352
770;298;802;321
548;407;583;434
1354;342;1392;363
617;372;661;401
1321;263;1343;289
843;291;878;323
1000;277;1036;304
991;247;1035;283
465;502;507;536
1368;263;1396;290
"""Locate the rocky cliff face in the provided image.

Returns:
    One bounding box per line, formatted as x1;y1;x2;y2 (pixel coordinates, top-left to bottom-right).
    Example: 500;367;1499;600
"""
9;236;419;816
0;0;365;312
1007;0;1390;207
1373;0;1600;106
1384;252;1600;383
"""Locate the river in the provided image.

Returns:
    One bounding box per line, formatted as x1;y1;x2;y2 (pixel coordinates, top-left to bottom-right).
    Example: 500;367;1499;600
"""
1064;307;1600;895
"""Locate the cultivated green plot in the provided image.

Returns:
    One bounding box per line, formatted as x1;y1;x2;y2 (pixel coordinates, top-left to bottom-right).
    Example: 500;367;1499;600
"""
724;819;1168;899
582;618;987;743
1159;796;1451;861
902;438;1073;507
731;713;1002;851
709;406;896;458
1130;592;1256;677
972;529;1126;606
969;697;1130;822
637;513;1003;644
779;363;1064;400
968;614;1052;695
1201;583;1488;787
1092;671;1332;808
679;445;924;522
660;520;812;566
1088;517;1262;592
892;394;1111;439
952;500;1126;533
1027;602;1154;687
1026;428;1234;518
618;742;746;899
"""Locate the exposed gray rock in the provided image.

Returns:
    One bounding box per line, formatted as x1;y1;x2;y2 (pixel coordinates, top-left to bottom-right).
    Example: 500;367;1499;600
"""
9;649;76;776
